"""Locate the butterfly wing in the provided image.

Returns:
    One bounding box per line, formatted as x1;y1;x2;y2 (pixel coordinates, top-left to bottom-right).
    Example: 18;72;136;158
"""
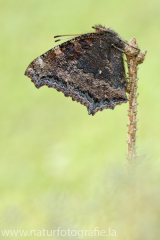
25;33;127;115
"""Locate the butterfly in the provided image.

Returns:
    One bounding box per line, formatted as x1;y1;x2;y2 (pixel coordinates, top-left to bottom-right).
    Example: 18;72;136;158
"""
25;25;129;115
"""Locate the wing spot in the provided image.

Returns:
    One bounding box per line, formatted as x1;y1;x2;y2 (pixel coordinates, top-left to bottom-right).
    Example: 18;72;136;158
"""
54;46;62;55
35;57;44;68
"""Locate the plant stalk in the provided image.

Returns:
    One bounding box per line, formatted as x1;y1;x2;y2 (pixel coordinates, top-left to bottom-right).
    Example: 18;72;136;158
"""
125;38;147;172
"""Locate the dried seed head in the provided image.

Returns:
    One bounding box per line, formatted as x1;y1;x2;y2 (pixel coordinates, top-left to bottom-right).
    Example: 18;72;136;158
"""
125;38;140;56
136;50;147;64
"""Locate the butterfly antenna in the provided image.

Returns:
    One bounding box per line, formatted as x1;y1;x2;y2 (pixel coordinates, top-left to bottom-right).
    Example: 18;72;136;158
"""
54;34;81;38
54;37;74;43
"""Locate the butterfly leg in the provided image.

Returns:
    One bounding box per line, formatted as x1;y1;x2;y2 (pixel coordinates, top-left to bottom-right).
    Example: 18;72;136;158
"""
117;36;140;51
111;44;132;56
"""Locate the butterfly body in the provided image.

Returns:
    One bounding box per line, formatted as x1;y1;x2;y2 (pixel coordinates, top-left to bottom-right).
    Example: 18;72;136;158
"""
25;25;128;115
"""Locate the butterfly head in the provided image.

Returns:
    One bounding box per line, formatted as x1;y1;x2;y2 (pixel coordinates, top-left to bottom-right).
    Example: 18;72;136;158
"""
92;25;107;34
92;25;118;36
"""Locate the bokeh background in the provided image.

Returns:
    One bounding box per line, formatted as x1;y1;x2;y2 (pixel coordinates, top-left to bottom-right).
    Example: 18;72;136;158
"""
1;0;160;239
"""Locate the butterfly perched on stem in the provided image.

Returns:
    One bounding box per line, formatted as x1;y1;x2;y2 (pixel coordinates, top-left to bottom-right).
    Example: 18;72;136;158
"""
25;25;129;115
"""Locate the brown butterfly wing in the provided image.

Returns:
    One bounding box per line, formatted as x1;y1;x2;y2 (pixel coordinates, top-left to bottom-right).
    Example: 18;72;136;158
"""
25;33;127;115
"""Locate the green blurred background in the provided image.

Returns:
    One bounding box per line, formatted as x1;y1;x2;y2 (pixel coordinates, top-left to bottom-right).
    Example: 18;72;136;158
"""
1;0;160;239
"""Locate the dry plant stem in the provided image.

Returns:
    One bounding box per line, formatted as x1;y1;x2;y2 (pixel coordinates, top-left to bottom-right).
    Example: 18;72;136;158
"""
125;38;147;173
